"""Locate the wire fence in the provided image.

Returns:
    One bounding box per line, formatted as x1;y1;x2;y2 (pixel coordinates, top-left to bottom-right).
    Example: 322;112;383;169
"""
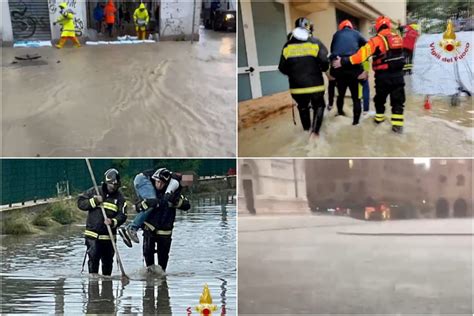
0;159;235;205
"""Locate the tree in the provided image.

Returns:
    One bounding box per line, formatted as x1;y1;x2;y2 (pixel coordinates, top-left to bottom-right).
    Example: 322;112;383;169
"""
407;0;471;33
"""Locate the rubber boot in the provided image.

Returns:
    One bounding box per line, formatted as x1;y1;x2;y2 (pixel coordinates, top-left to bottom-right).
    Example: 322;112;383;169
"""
72;37;81;48
55;37;66;49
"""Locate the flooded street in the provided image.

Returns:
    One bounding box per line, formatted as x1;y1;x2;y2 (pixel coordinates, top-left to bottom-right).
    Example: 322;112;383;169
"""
239;215;473;314
1;28;236;157
1;201;236;315
239;76;473;157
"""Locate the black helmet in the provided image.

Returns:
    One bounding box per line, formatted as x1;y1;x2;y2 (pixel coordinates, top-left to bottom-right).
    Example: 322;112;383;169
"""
104;168;121;185
152;168;171;183
295;17;313;32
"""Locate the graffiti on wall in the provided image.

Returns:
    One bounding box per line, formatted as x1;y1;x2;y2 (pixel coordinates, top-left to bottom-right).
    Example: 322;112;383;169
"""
162;15;185;37
10;0;51;39
161;1;189;37
48;0;83;37
48;0;77;14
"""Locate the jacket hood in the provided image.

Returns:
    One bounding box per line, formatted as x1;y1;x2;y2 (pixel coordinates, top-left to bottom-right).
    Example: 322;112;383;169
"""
139;3;146;9
292;27;310;41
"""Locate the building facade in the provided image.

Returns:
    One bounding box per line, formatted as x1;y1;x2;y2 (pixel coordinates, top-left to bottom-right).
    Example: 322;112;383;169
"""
305;159;473;218
419;159;473;218
238;159;308;215
1;0;201;43
238;0;406;101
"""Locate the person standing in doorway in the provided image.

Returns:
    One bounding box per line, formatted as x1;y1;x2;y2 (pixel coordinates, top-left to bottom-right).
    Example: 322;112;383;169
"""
104;0;117;38
93;2;105;34
134;3;150;40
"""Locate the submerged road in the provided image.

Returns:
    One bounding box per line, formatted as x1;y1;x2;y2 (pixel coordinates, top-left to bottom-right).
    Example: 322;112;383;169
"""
1;203;236;315
238;215;473;315
2;28;236;157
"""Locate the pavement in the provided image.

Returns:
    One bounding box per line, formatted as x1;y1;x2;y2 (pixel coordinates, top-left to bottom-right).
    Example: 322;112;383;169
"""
238;215;473;315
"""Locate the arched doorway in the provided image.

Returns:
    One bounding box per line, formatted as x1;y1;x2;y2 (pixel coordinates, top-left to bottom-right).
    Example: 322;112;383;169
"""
241;162;256;215
436;198;449;218
453;198;468;217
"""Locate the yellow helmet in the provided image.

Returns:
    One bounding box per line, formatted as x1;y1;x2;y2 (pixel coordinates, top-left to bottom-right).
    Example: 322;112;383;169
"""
59;2;67;9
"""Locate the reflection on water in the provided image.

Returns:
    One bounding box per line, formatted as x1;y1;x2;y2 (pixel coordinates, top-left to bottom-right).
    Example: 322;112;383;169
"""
1;199;236;315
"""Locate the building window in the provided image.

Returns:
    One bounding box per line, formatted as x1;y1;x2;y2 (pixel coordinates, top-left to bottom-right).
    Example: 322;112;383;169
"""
456;175;465;186
343;182;351;192
439;175;447;183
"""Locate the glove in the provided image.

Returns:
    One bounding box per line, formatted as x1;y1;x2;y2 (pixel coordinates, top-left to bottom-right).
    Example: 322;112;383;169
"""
93;195;103;204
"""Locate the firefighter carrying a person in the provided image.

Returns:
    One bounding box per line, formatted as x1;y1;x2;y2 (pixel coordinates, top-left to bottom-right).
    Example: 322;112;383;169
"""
133;3;150;40
77;168;127;276
279;17;330;140
53;2;81;49
333;16;406;133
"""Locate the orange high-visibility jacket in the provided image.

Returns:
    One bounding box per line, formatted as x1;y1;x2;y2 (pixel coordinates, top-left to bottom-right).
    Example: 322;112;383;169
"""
104;0;116;24
343;28;404;72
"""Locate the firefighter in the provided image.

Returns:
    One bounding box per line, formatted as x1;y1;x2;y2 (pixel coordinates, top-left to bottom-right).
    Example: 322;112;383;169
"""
329;20;368;125
77;168;127;276
279;17;329;139
53;2;81;49
400;22;420;75
333;16;406;133
118;168;190;248
141;168;189;272
133;3;150;40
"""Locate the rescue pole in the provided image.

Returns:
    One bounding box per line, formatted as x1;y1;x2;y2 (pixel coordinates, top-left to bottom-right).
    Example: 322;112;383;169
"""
85;159;130;284
81;250;88;273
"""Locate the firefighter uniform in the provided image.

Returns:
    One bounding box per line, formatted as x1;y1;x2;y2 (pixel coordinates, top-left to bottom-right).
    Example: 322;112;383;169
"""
279;18;329;135
77;181;127;275
140;171;190;272
55;2;81;49
340;16;406;133
401;24;420;75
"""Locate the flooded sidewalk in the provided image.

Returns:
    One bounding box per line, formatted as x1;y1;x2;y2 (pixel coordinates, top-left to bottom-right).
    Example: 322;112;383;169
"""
238;76;473;157
1;202;236;315
1;29;236;157
238;215;473;314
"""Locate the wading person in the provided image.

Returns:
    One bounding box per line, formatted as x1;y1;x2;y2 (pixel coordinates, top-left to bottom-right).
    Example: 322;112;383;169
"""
278;17;329;140
77;168;127;276
134;3;150;40
118;168;190;272
333;16;406;133
53;2;81;49
329;20;367;125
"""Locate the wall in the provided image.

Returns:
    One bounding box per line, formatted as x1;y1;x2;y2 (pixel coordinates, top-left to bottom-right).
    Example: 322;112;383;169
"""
368;0;406;24
160;0;202;41
47;0;88;40
1;1;14;42
238;159;309;215
306;5;336;50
